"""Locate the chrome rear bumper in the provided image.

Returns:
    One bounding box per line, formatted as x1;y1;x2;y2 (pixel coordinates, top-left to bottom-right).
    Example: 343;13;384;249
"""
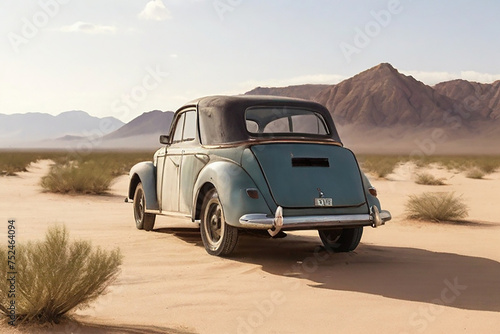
239;206;391;236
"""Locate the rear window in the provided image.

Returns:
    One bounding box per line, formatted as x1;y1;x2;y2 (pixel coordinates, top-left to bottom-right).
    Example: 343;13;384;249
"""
245;107;329;136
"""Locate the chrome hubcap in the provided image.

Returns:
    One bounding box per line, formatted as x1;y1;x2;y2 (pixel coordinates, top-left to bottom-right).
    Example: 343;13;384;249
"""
204;198;224;249
208;204;222;241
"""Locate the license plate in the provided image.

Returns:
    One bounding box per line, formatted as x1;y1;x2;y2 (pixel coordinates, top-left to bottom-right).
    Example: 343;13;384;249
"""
314;198;333;207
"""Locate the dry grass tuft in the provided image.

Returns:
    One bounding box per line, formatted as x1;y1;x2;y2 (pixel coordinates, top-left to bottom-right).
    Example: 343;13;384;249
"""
415;172;446;185
406;192;468;222
0;225;122;325
466;167;486;179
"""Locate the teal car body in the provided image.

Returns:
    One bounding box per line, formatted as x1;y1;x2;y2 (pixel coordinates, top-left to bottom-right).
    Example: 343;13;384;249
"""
129;95;391;256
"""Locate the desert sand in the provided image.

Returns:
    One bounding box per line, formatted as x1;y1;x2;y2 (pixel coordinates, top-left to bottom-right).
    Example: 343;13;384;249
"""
1;160;499;333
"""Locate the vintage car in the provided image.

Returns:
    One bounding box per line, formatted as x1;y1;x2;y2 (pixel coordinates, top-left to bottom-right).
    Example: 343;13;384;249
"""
128;95;391;256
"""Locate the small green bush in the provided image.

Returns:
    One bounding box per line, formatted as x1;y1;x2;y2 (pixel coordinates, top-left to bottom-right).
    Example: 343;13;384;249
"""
415;172;446;186
0;225;122;325
406;192;468;222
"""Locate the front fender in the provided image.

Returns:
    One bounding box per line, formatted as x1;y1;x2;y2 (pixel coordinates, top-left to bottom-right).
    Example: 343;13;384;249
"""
193;161;273;227
129;161;159;211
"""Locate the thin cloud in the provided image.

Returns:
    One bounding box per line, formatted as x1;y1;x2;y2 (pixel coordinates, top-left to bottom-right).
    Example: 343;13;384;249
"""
459;71;500;84
139;0;172;21
402;70;500;85
240;74;346;89
60;22;117;35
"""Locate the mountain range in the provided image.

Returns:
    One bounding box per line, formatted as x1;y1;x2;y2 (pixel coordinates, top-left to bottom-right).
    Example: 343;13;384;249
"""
0;111;124;148
2;63;499;153
246;63;500;153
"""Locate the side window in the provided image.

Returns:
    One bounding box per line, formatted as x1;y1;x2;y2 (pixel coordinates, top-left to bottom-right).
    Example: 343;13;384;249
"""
182;111;197;141
172;114;185;143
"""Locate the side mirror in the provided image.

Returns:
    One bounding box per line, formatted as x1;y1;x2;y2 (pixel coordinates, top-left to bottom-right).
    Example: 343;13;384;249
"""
159;135;170;145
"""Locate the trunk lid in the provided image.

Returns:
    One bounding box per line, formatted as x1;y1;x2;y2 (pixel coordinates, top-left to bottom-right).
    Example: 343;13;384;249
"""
251;143;366;209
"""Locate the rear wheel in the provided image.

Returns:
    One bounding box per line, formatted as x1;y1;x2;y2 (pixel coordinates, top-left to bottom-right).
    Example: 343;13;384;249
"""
133;182;156;231
318;227;363;252
200;189;238;256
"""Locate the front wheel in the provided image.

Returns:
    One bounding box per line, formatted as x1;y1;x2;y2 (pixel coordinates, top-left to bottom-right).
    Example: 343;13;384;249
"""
200;189;238;256
133;182;156;231
318;227;363;252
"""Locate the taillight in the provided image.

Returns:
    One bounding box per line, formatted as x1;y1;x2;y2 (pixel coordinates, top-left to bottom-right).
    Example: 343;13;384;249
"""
368;187;378;197
246;189;259;199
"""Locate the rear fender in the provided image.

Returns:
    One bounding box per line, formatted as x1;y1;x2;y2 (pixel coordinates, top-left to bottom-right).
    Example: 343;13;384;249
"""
193;161;272;227
129;162;159;211
361;172;382;211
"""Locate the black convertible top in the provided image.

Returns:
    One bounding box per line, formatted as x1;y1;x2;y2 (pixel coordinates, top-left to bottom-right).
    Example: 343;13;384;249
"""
178;95;342;145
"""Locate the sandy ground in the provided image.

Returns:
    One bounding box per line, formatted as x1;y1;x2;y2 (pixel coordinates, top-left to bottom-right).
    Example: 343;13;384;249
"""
1;160;499;334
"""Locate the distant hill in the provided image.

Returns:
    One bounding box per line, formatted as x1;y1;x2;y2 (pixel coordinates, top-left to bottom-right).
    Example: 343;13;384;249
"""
314;63;472;127
0;111;124;148
96;110;174;149
48;110;175;150
104;110;174;140
434;79;500;120
245;84;329;101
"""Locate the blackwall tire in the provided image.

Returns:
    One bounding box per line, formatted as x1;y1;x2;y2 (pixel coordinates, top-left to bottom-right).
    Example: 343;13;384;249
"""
133;182;156;231
318;227;363;252
200;189;238;256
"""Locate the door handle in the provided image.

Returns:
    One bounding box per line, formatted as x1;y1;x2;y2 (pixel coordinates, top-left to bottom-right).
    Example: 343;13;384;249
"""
195;154;209;164
169;157;180;167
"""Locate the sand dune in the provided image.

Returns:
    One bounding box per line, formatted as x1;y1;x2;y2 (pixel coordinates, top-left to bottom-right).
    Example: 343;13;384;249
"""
1;161;499;333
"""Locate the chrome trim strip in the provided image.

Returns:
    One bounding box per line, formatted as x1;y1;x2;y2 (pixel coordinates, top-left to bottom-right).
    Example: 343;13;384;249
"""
202;139;342;149
239;208;391;231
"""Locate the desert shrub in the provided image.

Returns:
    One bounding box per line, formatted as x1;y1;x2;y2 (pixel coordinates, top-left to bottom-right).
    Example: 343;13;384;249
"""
74;151;152;177
0;225;122;325
411;155;500;174
406;192;468;222
473;157;500;174
0;151;72;176
40;151;152;194
359;155;405;178
411;155;434;169
40;160;115;194
1;151;151;178
0;152;41;176
415;172;446;185
466;167;486;179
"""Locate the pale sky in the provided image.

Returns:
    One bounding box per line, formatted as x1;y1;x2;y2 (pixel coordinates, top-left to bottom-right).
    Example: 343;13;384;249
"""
1;0;499;122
